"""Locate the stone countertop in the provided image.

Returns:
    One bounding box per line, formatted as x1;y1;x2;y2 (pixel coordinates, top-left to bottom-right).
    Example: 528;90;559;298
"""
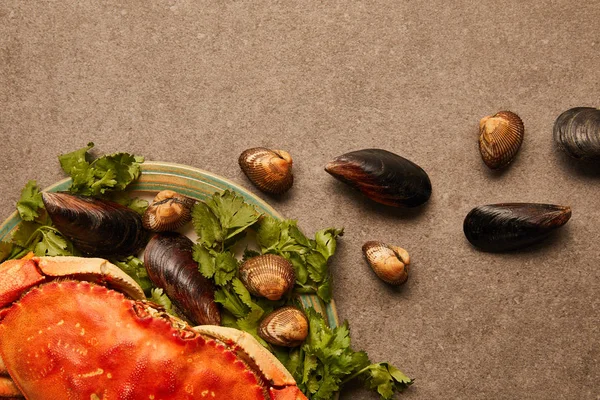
1;1;599;399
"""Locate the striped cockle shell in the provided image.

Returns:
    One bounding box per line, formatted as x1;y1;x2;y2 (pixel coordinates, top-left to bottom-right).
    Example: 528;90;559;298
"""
142;190;196;232
478;111;524;169
362;241;410;285
239;254;296;300
238;148;293;194
258;306;309;347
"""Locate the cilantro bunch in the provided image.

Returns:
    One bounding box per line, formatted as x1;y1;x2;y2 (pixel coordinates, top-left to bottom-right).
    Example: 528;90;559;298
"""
188;190;412;399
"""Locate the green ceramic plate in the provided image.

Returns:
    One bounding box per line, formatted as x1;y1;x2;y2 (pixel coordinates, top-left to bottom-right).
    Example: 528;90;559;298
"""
0;160;340;329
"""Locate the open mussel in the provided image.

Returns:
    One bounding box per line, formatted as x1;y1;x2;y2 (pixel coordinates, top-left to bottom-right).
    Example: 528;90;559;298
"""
144;232;220;325
325;149;431;207
142;190;196;232
362;241;410;285
239;147;294;194
479;111;524;169
42;192;147;258
553;107;600;159
239;254;295;300
258;306;309;347
463;203;572;252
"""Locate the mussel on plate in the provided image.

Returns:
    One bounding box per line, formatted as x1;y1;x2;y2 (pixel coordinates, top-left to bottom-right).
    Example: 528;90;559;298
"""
463;203;572;252
258;306;309;347
42;192;147;258
144;232;220;326
238;147;294;194
325;149;432;207
478;111;524;169
553;107;600;159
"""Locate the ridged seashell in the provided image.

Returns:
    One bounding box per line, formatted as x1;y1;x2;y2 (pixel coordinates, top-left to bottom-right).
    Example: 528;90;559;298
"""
362;241;410;285
142;190;196;232
239;148;293;194
478;111;525;169
239;254;295;300
42;192;147;258
325;149;432;208
144;232;220;325
463;203;572;252
553;107;600;159
258;306;309;347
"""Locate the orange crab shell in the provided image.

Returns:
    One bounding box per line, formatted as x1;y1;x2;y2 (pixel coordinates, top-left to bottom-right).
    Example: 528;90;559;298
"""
0;256;307;400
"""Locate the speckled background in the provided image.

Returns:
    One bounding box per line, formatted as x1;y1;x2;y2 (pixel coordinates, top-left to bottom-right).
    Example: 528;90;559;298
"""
1;1;599;399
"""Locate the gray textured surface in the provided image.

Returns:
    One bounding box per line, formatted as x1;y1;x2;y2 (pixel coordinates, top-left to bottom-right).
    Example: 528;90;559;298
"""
1;1;599;399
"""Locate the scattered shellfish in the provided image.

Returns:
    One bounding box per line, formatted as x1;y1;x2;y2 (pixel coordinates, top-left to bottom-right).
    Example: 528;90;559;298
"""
478;111;524;169
362;241;410;285
42;192;147;258
239;254;295;300
258;306;309;347
553;107;600;159
144;232;220;325
239;148;294;194
142;190;196;232
463;203;572;252
325;149;432;207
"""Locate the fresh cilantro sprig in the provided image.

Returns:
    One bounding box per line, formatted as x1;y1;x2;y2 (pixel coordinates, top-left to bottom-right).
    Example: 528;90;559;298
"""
256;216;343;302
0;180;78;262
192;190;260;286
58;142;145;197
111;255;153;295
279;308;413;400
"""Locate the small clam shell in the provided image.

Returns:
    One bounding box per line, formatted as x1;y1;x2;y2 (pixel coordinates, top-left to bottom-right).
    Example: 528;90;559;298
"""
239;254;295;300
463;203;572;252
478;111;524;169
553;107;600;159
142;190;196;232
362;241;410;285
325;149;432;207
239;148;293;194
258;306;309;347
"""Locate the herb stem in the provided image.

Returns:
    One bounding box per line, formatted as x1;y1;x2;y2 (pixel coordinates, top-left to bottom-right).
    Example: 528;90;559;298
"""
341;365;371;385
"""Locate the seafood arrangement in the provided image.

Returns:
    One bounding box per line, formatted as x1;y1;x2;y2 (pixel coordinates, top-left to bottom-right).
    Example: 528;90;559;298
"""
0;101;592;400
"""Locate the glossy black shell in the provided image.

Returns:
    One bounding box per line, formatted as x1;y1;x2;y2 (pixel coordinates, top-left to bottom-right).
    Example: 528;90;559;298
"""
463;203;571;252
553;107;600;159
325;149;432;207
144;232;220;326
42;192;147;258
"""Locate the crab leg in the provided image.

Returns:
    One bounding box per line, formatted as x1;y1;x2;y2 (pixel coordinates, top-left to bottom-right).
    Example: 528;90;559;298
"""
0;375;22;398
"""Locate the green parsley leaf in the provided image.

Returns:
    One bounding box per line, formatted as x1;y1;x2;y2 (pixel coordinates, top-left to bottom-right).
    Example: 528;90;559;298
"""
149;288;176;316
16;181;44;222
111;256;153;294
214;251;238;286
33;227;71;256
59;143;144;196
215;286;250;318
236;307;268;346
193;244;216;279
192;202;222;248
206;190;260;240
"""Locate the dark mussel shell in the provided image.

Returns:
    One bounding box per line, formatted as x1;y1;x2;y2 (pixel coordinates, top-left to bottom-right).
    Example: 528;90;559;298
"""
325;149;432;207
463;203;571;252
144;232;220;326
42;192;147;258
553;107;600;159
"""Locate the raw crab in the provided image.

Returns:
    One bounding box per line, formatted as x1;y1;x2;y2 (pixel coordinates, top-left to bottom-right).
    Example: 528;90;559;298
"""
0;255;307;400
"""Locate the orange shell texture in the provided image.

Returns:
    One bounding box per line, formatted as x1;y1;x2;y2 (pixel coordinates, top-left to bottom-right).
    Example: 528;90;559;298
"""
478;111;524;170
0;281;267;400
